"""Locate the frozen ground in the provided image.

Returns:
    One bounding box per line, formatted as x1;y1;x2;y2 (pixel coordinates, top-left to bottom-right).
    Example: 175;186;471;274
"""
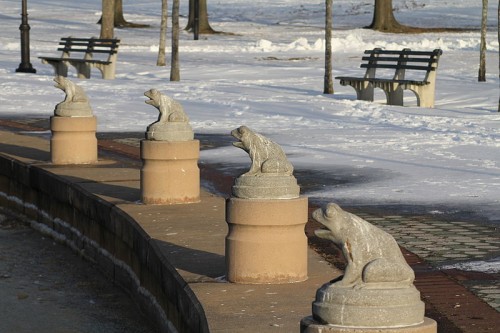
0;0;499;223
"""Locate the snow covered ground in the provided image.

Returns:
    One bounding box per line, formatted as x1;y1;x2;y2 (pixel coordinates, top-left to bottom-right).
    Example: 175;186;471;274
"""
0;0;499;223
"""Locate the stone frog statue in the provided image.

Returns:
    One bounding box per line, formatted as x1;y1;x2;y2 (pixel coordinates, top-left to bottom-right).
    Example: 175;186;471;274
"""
313;203;415;289
144;89;193;141
144;88;189;123
231;126;294;176
53;76;92;117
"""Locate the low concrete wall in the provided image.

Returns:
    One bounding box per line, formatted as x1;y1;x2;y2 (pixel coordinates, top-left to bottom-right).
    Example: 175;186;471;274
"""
0;154;209;333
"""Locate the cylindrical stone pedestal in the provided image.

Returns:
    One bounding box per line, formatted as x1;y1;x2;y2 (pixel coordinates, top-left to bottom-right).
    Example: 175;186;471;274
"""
140;139;200;205
300;316;437;333
313;285;425;327
50;116;98;164
225;196;308;284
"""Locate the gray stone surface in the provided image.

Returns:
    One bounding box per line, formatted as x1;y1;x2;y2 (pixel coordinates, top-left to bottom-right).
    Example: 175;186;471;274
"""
232;174;300;200
53;76;93;117
231;126;299;199
0;209;155;333
144;88;194;141
301;316;437;333
313;284;425;327
312;203;424;327
313;203;415;288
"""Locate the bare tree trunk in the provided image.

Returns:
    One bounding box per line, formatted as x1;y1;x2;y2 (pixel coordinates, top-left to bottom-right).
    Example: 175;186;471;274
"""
157;0;168;66
185;0;215;34
100;0;115;39
324;0;334;94
114;0;127;26
170;0;180;81
367;0;404;32
98;0;149;28
479;0;488;82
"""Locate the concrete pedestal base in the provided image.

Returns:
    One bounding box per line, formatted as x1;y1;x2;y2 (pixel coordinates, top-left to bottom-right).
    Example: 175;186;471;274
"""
313;284;425;327
232;174;300;199
225;196;308;284
50;116;98;165
300;316;437;333
140;139;200;205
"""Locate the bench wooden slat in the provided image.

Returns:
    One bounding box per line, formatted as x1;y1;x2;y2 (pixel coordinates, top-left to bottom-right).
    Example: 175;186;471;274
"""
361;56;439;63
336;77;429;86
57;48;118;54
59;40;119;43
58;43;119;49
61;37;120;42
360;64;435;71
363;49;442;56
63;59;111;64
58;41;119;46
40;57;111;64
369;78;430;85
58;44;119;49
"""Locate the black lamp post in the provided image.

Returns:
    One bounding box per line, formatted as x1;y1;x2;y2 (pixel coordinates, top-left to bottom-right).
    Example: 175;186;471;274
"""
16;0;36;73
193;0;199;40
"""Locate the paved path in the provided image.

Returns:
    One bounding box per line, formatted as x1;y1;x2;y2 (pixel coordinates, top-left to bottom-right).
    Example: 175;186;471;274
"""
75;126;500;331
358;212;500;311
86;128;500;332
0;208;155;333
98;129;500;310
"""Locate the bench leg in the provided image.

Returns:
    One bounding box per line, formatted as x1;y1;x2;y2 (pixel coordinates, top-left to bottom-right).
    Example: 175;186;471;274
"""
416;87;434;108
73;63;91;79
350;81;373;101
41;59;68;77
357;86;374;101
78;65;91;79
339;80;374;102
418;99;434;108
404;85;435;108
55;62;68;77
387;88;404;106
94;63;116;80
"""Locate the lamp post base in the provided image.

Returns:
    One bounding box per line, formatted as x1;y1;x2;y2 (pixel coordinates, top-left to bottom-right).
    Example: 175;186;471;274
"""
16;63;36;73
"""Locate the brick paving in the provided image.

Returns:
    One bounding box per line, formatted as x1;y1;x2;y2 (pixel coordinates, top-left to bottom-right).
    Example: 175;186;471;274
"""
305;211;500;333
1;117;499;332
357;213;500;312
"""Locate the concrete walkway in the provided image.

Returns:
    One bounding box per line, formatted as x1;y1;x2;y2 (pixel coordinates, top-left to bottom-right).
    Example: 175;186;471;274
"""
0;118;499;333
0;127;339;333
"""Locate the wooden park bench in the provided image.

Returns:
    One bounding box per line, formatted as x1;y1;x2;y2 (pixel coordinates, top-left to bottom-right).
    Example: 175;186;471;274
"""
39;37;120;80
336;48;443;108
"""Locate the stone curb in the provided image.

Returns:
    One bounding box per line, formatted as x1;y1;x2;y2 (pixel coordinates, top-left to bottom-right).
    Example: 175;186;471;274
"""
0;141;209;333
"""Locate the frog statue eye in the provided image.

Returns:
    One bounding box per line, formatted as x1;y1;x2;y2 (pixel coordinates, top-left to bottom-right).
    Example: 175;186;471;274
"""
324;203;340;218
239;126;249;135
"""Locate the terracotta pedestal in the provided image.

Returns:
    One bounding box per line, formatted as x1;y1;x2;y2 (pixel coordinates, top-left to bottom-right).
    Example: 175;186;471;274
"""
225;196;308;284
50;116;98;164
140;139;200;205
